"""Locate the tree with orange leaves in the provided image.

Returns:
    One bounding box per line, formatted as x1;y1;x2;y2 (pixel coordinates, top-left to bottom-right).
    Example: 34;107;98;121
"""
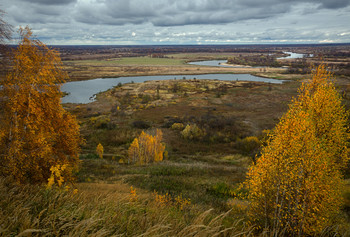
0;27;82;184
246;64;349;235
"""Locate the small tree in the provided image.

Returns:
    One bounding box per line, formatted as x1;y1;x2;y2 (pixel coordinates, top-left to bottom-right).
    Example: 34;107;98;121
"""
246;64;349;235
96;143;104;159
0;27;82;184
128;129;165;164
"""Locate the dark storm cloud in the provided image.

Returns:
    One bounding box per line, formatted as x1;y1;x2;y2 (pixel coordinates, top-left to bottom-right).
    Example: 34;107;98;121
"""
3;0;76;26
319;0;350;9
26;0;77;5
70;0;350;27
4;0;350;27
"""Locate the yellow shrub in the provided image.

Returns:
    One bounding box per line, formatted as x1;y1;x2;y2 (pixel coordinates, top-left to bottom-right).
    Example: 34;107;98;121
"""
129;186;138;202
153;191;172;207
89;115;110;129
153;191;191;210
171;122;184;130
174;194;191;210
96;143;104;159
46;164;68;189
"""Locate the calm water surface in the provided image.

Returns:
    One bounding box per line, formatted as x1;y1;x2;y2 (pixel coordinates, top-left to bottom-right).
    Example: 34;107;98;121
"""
189;60;234;67
277;51;307;59
61;74;284;104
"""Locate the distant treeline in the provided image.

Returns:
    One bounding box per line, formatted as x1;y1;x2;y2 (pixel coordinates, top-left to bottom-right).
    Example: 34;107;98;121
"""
227;55;282;67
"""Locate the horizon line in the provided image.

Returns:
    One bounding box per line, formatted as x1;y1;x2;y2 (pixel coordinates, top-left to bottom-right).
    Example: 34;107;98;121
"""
8;42;350;47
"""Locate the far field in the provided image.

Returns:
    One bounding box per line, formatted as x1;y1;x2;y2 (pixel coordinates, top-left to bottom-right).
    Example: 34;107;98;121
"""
63;56;286;81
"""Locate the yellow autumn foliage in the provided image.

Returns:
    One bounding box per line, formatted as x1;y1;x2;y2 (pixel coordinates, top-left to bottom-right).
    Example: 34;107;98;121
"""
128;129;165;164
0;27;82;184
246;64;349;235
46;164;67;189
96;143;104;159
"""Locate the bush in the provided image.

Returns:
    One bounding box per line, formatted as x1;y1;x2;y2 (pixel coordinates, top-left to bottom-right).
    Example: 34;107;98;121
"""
182;114;250;142
234;136;261;157
171;122;184;130
89;115;114;129
163;116;183;128
181;124;206;140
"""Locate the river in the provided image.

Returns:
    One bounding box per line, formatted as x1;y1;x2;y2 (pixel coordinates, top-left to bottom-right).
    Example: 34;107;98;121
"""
61;74;283;104
188;51;309;68
277;51;307;60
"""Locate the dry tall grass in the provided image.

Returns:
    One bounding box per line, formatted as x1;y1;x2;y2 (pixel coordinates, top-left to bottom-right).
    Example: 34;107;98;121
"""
0;177;250;236
1;178;349;236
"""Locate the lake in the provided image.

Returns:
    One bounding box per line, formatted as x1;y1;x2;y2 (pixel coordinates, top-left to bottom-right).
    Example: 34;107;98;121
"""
61;74;284;104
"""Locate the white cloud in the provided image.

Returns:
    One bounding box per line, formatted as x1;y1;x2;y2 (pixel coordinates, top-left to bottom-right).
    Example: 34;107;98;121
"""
1;0;350;44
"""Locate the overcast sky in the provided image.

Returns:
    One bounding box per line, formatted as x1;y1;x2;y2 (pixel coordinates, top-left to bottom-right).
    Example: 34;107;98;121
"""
1;0;350;45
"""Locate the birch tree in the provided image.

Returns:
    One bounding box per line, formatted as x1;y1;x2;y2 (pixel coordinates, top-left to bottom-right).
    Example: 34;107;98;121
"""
0;27;82;184
246;64;349;235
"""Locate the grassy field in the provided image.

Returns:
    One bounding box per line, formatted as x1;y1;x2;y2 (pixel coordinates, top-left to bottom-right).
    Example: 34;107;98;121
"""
63;54;287;81
68;56;186;66
167;52;263;60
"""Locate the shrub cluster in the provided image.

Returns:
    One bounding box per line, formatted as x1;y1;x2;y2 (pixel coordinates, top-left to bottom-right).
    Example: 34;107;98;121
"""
128;129;166;164
181;124;206;140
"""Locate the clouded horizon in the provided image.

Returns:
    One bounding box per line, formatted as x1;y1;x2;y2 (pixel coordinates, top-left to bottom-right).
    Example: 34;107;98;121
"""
2;0;350;45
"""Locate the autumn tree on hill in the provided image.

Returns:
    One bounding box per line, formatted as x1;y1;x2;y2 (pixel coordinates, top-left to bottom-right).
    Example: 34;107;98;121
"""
128;129;165;164
0;27;82;184
246;64;349;235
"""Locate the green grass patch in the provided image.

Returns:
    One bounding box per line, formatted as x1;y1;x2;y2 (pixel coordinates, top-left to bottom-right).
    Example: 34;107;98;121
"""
69;57;186;66
167;53;239;60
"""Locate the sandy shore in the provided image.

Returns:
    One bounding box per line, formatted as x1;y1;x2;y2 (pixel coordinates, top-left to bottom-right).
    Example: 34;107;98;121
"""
219;62;253;68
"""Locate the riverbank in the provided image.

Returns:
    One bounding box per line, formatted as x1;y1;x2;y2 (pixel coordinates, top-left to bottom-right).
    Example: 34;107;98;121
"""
62;54;288;82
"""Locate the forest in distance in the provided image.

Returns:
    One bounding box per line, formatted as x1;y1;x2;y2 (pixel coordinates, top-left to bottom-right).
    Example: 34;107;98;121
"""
2;26;350;236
